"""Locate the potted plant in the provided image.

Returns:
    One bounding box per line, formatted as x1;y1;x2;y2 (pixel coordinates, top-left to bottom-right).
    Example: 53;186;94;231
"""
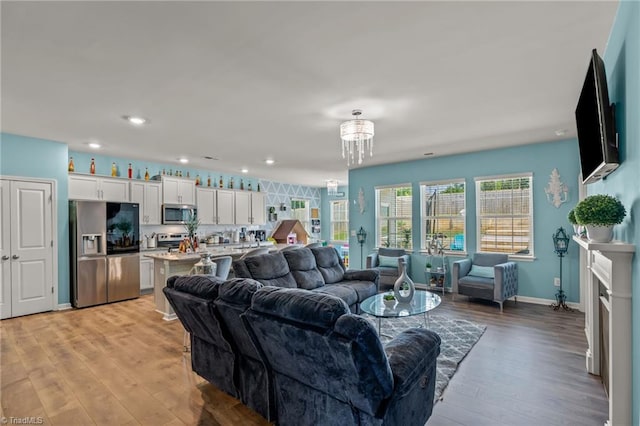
425;262;432;272
184;213;201;243
567;208;582;236
383;293;396;308
574;194;626;243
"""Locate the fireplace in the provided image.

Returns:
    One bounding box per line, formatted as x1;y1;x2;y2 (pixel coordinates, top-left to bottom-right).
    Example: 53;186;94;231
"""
574;236;633;426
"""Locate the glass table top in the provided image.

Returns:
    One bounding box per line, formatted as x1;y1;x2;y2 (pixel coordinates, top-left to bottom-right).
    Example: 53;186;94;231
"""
360;290;441;318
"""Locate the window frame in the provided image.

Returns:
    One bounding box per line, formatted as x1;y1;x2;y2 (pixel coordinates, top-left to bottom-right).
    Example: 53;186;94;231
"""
290;198;311;234
420;178;466;255
474;173;534;259
374;183;413;250
330;200;349;244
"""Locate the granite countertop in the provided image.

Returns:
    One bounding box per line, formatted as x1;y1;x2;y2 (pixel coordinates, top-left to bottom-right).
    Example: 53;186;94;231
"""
144;242;277;262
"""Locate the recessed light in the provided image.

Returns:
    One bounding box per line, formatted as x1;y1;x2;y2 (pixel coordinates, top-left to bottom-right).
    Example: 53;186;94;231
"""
88;142;101;149
178;158;189;164
423;152;434;156
555;129;568;136
241;168;249;174
123;115;149;126
265;159;275;165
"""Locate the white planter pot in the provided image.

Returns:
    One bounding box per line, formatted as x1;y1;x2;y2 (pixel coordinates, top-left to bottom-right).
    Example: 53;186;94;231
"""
585;224;614;243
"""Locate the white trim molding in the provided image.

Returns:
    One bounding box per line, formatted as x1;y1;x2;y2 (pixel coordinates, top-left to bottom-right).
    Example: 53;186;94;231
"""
56;303;72;311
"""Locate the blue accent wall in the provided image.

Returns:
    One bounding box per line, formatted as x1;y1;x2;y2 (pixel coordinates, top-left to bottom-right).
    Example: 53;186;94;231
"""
349;139;581;302
0;133;70;304
590;2;640;423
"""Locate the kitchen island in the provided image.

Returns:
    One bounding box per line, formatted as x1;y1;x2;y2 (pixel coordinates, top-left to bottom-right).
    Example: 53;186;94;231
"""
145;243;278;320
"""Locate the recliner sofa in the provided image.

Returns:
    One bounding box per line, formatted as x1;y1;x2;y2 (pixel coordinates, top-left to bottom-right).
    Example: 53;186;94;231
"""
233;246;378;313
242;286;441;425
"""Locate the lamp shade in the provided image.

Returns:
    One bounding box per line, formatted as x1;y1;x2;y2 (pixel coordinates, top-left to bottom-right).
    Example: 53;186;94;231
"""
553;227;569;255
356;226;367;245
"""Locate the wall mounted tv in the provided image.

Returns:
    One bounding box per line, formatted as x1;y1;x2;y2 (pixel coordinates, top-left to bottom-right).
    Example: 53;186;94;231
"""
575;49;619;184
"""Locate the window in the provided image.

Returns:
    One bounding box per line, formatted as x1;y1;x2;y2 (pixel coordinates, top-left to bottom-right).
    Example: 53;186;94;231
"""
330;201;348;243
291;198;310;234
375;185;412;249
475;174;533;256
421;179;465;252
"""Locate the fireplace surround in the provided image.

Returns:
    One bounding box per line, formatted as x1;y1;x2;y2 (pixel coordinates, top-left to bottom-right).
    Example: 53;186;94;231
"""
574;236;634;426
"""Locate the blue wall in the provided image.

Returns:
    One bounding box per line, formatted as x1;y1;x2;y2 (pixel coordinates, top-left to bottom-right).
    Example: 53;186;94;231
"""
348;139;582;302
0;133;70;304
590;2;639;423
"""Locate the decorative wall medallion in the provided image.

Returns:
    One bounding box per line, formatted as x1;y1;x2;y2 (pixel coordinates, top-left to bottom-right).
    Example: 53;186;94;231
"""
544;168;568;208
357;187;366;214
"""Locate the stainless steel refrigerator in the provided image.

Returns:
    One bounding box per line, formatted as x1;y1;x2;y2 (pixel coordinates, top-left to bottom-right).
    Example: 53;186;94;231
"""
70;200;140;308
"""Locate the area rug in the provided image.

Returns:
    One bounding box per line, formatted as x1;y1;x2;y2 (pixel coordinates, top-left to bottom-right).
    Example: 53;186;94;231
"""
364;315;486;402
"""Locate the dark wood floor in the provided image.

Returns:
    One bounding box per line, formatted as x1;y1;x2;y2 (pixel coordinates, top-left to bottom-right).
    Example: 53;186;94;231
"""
0;294;607;425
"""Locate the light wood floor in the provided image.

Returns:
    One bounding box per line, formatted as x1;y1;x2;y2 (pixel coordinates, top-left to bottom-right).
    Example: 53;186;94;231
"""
1;294;608;425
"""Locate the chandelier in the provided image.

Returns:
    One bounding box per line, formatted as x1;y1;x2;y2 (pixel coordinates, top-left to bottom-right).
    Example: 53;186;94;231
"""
326;179;339;196
340;109;374;166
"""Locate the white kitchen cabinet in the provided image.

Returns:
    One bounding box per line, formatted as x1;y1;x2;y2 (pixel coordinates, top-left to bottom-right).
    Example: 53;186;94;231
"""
69;174;129;202
140;257;154;292
196;188;235;225
130;181;162;224
234;191;266;225
162;176;195;205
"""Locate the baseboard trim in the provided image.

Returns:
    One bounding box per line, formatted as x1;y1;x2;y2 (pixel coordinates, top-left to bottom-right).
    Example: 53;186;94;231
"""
515;295;581;311
56;303;72;311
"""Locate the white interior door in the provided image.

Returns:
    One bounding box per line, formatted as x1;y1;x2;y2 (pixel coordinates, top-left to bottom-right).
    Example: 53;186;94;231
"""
0;180;11;319
10;180;54;317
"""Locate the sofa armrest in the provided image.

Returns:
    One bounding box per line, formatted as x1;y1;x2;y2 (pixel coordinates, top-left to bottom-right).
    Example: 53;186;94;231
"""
398;254;411;271
494;261;518;301
344;268;380;285
452;258;472;293
382;328;440;424
366;253;379;268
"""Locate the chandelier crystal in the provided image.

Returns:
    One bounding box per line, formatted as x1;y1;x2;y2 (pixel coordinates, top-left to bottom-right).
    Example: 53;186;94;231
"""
340;109;374;166
326;179;339;195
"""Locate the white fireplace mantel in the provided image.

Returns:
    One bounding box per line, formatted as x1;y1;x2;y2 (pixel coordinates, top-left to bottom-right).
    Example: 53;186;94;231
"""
574;236;634;426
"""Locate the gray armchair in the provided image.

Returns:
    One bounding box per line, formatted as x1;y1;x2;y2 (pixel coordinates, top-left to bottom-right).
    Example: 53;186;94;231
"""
366;248;411;290
452;253;518;312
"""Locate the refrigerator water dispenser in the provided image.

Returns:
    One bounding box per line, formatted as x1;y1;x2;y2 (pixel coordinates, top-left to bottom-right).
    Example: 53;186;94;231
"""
82;234;102;256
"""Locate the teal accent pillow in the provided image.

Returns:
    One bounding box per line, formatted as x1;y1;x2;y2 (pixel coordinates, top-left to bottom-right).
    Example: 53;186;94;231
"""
468;265;495;278
378;255;399;268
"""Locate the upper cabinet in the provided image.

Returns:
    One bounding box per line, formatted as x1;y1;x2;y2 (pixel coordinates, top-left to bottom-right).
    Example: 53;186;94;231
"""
196;187;236;225
69;175;129;202
234;191;266;225
130;181;162;225
162;176;195;205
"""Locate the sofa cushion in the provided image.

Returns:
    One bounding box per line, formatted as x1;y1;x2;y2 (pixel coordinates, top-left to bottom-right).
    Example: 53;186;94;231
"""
378;255;399;268
311;284;358;307
283;247;326;290
311;247;345;284
167;274;223;299
336;280;377;302
251;287;349;329
377;266;400;277
468;265;495;278
243;252;298;288
217;278;263;306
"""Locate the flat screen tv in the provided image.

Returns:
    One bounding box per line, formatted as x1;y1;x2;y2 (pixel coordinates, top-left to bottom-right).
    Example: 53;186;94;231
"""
575;49;619;184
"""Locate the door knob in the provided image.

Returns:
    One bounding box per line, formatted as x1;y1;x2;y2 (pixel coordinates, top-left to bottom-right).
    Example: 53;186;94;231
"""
1;255;8;260
12;255;19;260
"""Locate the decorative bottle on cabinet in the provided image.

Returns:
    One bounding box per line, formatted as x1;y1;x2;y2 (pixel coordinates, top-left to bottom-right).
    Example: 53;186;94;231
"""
207;175;211;187
111;162;117;177
128;163;133;179
90;158;96;175
240;179;244;190
229;177;234;189
219;176;223;188
144;168;150;181
394;259;415;303
68;157;75;172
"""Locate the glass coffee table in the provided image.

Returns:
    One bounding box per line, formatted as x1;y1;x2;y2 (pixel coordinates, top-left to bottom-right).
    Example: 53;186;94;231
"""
360;290;441;336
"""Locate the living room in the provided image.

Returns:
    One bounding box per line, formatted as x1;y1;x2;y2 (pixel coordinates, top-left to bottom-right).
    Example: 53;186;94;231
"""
1;1;639;425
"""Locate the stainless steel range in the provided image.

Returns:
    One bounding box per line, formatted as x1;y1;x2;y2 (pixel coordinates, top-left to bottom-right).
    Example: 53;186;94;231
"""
156;233;189;249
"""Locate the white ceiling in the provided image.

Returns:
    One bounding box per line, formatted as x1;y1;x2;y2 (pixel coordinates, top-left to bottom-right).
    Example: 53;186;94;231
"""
1;1;618;187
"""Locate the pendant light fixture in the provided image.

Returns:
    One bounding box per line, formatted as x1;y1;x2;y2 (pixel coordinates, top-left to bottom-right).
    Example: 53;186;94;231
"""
340;109;374;166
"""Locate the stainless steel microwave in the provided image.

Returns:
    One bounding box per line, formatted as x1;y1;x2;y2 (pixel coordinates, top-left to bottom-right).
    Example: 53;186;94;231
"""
162;204;197;224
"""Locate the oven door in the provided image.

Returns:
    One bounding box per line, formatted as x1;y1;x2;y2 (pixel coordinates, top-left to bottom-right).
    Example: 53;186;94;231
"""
162;205;197;224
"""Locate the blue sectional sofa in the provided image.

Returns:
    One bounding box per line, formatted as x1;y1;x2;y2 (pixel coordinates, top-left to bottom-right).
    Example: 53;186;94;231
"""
232;246;379;313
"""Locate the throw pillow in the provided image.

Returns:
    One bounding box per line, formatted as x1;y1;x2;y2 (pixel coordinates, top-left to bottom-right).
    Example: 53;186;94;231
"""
378;255;400;268
468;265;495;278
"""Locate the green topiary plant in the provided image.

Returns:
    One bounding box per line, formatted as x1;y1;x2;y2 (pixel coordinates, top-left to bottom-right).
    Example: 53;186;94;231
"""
574;194;626;226
567;209;578;225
